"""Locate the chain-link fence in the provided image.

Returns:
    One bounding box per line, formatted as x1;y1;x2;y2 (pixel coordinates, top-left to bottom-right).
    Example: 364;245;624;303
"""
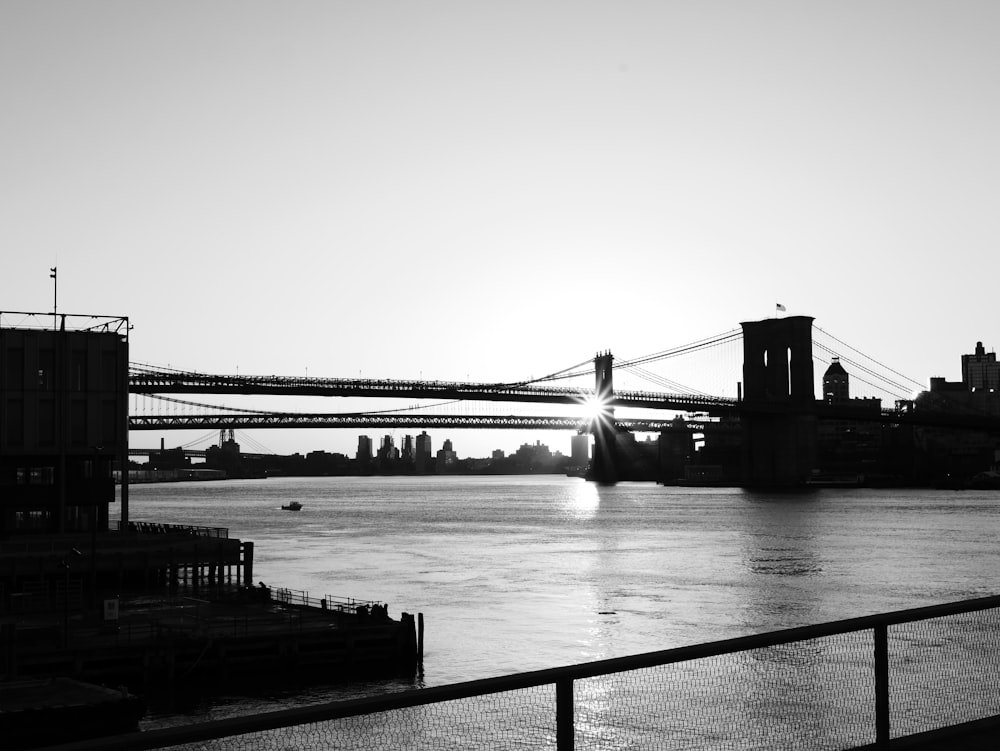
37;595;1000;751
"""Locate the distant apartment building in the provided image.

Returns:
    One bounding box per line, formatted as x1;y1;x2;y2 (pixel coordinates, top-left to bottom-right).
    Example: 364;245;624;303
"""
916;341;1000;483
436;438;457;471
926;341;1000;417
817;357;882;476
962;341;1000;391
513;440;556;471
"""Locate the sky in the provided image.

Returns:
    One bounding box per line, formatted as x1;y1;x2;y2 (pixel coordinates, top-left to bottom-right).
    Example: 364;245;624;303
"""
3;1;999;458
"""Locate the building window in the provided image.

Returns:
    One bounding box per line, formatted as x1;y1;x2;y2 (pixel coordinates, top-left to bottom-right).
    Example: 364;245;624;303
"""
38;399;55;445
14;510;50;531
71;348;88;391
101;400;117;445
30;467;55;484
5;347;24;389
38;348;54;390
101;350;118;390
5;398;24;446
71;400;87;445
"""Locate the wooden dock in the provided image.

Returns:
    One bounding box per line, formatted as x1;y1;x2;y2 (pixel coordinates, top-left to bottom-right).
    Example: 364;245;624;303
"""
4;589;421;689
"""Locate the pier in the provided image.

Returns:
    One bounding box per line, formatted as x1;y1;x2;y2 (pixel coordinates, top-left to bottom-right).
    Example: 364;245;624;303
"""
0;522;421;689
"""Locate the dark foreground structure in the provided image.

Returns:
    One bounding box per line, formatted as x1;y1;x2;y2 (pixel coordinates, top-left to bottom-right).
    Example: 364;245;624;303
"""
19;594;1000;751
0;314;421;748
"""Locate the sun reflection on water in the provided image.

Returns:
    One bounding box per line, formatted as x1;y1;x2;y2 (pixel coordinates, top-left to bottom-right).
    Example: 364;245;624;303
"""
563;479;600;519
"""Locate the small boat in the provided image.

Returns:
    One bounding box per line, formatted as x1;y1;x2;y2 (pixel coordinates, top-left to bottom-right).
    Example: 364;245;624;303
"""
281;502;303;511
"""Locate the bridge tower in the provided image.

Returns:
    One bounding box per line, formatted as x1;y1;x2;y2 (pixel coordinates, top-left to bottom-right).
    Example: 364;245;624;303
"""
588;351;619;484
740;315;818;487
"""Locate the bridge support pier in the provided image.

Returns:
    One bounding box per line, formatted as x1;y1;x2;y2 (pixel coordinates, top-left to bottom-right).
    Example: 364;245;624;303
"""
740;316;818;488
588;352;619;484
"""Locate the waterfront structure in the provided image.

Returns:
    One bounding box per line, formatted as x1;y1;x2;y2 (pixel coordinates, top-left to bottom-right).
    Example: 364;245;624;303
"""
0;314;129;536
0;314;420;702
0;311;253;615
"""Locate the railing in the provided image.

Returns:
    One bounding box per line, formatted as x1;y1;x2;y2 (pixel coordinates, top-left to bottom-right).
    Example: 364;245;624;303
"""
117;521;229;539
37;595;1000;751
270;586;383;615
0;311;129;333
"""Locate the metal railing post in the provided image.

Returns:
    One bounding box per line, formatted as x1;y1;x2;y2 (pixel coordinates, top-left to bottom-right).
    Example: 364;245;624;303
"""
556;677;574;751
874;623;890;748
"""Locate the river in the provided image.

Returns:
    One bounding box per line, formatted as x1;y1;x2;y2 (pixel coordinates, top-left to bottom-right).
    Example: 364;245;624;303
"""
112;475;1000;730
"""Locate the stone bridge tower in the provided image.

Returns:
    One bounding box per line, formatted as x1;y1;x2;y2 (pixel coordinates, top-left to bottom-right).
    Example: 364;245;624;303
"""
740;316;817;487
589;351;619;484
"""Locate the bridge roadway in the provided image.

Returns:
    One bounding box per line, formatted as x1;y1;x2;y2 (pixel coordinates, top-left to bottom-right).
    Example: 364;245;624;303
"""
129;369;1000;433
128;369;737;413
128;414;700;432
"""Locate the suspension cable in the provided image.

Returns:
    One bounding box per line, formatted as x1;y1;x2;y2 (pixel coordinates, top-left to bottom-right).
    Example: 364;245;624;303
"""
615;330;743;370
813;325;926;390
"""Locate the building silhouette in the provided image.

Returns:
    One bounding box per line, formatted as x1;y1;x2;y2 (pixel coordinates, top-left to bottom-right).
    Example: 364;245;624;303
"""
356;435;373;463
436;438;457;472
816;357;883;480
0;317;128;536
415;431;432;473
961;341;1000;391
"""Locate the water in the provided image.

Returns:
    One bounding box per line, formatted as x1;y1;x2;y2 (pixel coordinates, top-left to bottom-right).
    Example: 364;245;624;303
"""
113;476;1000;733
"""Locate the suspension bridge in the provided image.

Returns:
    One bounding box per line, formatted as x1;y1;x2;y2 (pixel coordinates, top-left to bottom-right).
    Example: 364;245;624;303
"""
127;315;998;486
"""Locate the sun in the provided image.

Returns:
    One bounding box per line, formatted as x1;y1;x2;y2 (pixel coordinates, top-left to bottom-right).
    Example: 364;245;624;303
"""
578;393;611;422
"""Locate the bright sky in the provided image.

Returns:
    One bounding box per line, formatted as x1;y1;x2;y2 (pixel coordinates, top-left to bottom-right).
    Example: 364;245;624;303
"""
3;2;999;457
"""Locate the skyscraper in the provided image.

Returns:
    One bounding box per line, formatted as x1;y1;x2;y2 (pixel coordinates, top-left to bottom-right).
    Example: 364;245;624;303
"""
356;435;373;462
415;431;432;473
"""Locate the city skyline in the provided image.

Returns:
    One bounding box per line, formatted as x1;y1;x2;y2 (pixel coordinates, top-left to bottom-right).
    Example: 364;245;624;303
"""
4;2;999;457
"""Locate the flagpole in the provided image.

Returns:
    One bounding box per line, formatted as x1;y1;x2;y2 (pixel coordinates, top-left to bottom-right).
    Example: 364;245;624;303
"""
50;266;58;330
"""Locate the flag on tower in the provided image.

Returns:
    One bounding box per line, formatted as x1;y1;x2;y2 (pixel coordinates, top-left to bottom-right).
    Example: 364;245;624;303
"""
776;303;786;312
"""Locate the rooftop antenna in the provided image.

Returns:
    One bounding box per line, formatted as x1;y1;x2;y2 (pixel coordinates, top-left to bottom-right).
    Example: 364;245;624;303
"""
50;266;58;329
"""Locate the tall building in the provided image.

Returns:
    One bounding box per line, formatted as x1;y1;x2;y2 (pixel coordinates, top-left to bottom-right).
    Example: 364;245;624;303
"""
377;435;398;462
401;434;415;462
356;435;373;462
962;342;1000;390
415;431;432;473
0;314;129;535
571;434;590;466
